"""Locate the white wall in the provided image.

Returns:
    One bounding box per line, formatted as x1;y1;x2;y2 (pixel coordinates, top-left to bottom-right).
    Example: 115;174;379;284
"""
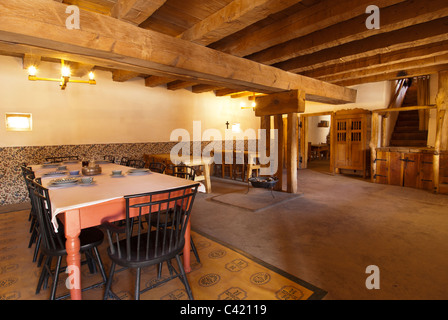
304;81;392;114
308;115;331;144
0;55;259;147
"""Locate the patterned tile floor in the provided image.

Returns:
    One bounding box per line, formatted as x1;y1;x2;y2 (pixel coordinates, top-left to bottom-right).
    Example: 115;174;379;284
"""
0;209;325;300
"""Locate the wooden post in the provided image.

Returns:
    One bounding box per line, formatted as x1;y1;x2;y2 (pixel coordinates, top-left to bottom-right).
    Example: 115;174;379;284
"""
283;117;288;169
260;115;271;177
433;111;443;193
370;112;379;182
274;115;284;191
433;70;448;193
300;115;309;169
287;113;298;193
296;116;300;169
381;114;388;147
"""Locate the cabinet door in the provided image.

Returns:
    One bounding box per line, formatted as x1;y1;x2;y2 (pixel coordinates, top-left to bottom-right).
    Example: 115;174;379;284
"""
389;152;402;186
402;153;419;188
375;150;389;184
348;118;364;169
418;153;433;191
335;118;348;168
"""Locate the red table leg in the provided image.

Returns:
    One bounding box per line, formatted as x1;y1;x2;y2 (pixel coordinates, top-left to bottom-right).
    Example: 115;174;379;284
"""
183;220;192;273
64;209;82;300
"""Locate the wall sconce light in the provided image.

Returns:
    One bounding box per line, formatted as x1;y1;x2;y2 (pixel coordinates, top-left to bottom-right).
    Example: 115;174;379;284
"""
5;113;32;131
28;60;96;90
240;92;257;110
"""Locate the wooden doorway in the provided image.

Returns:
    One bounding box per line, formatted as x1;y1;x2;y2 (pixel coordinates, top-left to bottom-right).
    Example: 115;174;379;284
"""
299;111;334;173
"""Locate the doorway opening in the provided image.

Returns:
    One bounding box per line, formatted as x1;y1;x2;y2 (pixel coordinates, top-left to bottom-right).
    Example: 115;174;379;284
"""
299;112;333;174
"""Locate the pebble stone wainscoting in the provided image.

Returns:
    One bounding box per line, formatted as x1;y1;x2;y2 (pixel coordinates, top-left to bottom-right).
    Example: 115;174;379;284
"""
0;140;256;206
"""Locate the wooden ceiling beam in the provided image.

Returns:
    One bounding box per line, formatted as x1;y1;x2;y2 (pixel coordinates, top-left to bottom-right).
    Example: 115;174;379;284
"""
166;80;197;90
274;17;448;74
230;91;256;99
178;0;303;46
1;40;254;91
324;53;448;84
215;88;247;96
22;53;41;69
69;61;95;77
112;69;140;82
211;0;405;57
144;75;174;87
0;0;356;104
191;84;224;93
111;0;167;25
247;0;448;66
334;64;448;87
302;41;448;80
63;0;112;15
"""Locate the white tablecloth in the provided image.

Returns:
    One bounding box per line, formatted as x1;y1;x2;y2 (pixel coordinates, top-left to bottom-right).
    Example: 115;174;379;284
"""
31;162;203;231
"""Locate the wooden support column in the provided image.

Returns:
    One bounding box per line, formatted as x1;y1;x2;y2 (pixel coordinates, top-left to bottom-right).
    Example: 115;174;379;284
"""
370;112;380;182
417;76;430;131
260;115;271;176
434;70;448;193
299;115;309;169
381;114;388;147
273;115;283;191
255;90;304;193
286;113;298;193
283;117;288;169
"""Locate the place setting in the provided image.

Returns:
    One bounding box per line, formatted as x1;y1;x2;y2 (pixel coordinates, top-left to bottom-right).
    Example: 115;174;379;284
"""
110;169;125;178
126;168;151;176
47;177;79;188
42;165;71;177
47;176;97;188
77;176;96;186
41;162;61;168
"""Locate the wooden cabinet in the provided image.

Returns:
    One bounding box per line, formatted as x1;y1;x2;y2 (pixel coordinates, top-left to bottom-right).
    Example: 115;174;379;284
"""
374;148;437;192
333;109;371;178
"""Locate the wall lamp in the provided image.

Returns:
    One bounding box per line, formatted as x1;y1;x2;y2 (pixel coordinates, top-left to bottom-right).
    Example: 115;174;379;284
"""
28;60;96;90
240;92;257;110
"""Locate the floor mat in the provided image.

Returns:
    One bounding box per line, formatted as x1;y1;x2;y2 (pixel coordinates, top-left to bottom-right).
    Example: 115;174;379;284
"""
210;187;302;212
0;210;326;300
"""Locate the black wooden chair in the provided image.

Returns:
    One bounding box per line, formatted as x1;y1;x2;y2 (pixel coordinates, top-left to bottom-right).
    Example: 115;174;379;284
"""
127;159;146;168
27;176;107;300
148;162;166;174
103;155;115;163
172;165;196;181
20;166;41;263
120;157;129;166
170;165;200;263
102;184;200;300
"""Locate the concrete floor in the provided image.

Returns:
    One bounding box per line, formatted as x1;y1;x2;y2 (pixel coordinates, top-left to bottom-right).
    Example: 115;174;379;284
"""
191;165;448;300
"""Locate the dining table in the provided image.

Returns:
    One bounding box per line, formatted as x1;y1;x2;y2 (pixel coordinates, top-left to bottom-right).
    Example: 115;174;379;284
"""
145;153;213;193
311;144;330;160
218;150;260;181
31;160;199;300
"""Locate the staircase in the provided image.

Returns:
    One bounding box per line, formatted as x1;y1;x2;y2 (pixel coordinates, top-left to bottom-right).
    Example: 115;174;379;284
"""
389;80;428;147
389;110;428;147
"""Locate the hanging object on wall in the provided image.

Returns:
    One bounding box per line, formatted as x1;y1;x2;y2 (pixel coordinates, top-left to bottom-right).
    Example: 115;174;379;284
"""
317;120;329;127
27;59;96;90
241;92;257;110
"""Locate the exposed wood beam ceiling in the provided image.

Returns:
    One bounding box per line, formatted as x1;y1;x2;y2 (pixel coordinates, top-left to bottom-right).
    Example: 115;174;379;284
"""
1;0;447;105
